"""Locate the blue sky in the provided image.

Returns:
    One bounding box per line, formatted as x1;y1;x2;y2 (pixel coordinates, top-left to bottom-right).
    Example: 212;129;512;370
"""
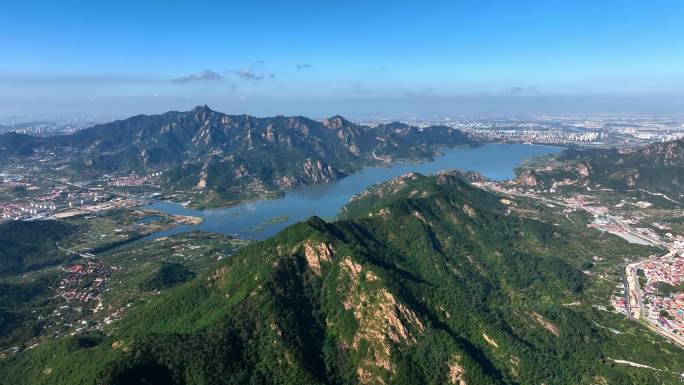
1;0;683;118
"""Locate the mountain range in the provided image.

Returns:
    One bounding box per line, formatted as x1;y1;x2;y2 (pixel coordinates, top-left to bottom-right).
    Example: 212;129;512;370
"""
0;106;476;207
2;171;682;385
514;138;684;202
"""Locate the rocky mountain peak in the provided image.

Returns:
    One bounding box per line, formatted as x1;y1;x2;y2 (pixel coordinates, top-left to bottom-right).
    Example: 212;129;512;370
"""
189;105;217;121
192;104;213;114
322;115;352;129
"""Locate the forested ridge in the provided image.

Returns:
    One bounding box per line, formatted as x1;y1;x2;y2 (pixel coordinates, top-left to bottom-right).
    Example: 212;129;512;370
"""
1;172;683;384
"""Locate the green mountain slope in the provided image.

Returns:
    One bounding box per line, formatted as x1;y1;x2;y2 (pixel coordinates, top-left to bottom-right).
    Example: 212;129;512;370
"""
1;172;682;385
0;220;78;277
0;106;476;207
515;139;684;201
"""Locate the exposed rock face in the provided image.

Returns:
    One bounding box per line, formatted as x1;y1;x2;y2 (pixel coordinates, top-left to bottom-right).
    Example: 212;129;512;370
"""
515;170;540;187
448;354;467;385
209;266;229;283
530;312;560;336
278;175;299;188
196;169;209;189
338;257;425;385
196;178;207;189
482;332;499;348
574;162;590;177
412;210;429;224
277;159;346;188
301;241;333;276
264;123;277;142
339;258;365;304
301;158;344;184
462;204;476;218
321;115;351;129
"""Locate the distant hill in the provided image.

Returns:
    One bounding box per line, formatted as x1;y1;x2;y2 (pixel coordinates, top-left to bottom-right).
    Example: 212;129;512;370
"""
0;106;476;206
514;139;684;201
0;132;42;160
3;172;681;384
0;220;78;277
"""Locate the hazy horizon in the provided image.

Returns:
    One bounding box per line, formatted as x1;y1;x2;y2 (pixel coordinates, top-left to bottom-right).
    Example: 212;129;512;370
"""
3;93;684;123
2;1;683;119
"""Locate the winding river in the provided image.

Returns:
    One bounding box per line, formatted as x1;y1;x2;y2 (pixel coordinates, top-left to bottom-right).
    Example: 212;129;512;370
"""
144;143;562;241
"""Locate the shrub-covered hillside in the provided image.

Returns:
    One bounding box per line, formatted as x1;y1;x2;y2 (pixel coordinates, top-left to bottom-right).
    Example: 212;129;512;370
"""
1;172;682;385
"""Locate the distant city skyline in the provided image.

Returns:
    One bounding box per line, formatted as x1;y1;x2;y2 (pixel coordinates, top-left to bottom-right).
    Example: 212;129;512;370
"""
1;0;683;118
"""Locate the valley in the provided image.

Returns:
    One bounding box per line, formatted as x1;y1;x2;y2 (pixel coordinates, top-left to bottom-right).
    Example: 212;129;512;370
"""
0;109;683;384
4;2;684;384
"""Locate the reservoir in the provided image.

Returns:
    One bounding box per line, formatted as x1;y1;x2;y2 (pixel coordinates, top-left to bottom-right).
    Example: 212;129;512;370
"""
145;143;562;240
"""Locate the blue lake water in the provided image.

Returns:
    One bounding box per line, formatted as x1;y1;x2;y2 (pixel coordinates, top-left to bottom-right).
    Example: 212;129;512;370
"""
144;143;562;241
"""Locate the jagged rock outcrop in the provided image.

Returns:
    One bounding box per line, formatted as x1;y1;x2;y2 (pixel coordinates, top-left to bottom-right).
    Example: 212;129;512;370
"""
514;170;540;187
301;159;344;184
